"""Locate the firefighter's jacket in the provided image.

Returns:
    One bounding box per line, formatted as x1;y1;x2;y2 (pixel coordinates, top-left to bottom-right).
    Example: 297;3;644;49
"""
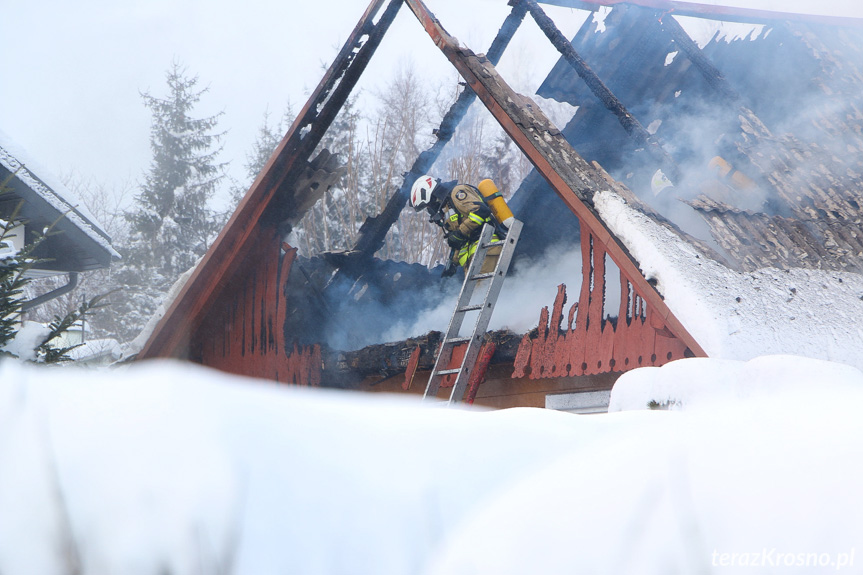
439;183;500;268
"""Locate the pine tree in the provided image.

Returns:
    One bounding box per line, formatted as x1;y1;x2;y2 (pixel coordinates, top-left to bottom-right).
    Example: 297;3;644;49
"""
0;211;28;353
1;203;106;362
228;105;295;210
111;62;226;343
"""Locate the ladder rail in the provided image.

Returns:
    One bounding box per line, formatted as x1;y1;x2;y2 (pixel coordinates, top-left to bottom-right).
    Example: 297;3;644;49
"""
447;220;521;403
423;224;490;399
423;220;522;403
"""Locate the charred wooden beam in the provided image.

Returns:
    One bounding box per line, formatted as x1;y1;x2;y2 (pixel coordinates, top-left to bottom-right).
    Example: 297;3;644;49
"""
321;330;522;386
649;10;789;213
263;0;403;229
521;0;681;183
537;0;863;29
278;149;346;232
344;1;529;263
140;0;400;360
656;11;741;104
404;0;707;357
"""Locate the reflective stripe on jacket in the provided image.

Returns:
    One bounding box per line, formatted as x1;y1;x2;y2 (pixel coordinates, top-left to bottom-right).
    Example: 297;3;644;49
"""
457;233;500;267
443;184;494;261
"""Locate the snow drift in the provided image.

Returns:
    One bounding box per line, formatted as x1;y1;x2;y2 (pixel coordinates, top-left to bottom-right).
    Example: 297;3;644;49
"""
1;355;862;574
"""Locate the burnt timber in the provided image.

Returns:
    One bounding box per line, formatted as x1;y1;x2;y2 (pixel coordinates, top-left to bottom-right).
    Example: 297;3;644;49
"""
536;1;863;275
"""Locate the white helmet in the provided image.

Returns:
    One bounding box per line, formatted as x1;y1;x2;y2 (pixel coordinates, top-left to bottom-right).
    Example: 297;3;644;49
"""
410;175;437;211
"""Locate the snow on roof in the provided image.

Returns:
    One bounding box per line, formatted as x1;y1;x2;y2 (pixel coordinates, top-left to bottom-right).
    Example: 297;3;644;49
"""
594;190;863;371
125;261;198;358
67;338;123;363
2;356;863;572
676;15;768;49
0;128;120;260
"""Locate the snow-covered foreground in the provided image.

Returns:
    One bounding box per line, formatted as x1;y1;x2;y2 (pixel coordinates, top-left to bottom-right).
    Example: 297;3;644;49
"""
1;355;862;574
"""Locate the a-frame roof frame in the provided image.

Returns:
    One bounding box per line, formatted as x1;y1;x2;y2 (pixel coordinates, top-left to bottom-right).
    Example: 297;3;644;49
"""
140;0;402;359
141;0;709;360
403;0;704;356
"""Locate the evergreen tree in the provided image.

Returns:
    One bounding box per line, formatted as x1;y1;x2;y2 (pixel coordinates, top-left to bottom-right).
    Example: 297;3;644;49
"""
111;62;226;343
1;204;105;362
228;105;295;210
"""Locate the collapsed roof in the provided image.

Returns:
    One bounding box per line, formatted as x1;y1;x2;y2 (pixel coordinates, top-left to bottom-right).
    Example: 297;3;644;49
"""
139;0;863;393
534;1;863;274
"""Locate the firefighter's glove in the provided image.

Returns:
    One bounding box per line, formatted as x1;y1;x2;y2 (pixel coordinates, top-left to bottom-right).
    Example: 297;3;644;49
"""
441;263;457;278
447;231;467;249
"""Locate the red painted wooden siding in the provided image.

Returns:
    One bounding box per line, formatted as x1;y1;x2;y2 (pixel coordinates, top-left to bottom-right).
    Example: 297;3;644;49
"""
513;226;691;379
195;233;322;386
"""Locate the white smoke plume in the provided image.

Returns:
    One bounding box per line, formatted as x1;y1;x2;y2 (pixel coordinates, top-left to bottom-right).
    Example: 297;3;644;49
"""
381;240;624;343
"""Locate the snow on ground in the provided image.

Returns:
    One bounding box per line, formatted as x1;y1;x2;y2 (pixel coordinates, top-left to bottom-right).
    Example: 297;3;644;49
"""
0;321;51;361
609;354;863;411
2;355;863;574
594;190;863;371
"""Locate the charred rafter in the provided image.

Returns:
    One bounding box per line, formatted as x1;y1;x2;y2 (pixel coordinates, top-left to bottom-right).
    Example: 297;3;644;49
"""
521;0;681;183
322;330;522;387
404;0;707;357
327;0;529;272
536;0;863;29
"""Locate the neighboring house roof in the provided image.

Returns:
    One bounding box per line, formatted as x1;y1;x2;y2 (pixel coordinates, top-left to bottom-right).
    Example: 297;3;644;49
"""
0;128;120;273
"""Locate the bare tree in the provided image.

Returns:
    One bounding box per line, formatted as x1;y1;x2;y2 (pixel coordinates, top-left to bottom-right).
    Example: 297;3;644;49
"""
23;172;132;341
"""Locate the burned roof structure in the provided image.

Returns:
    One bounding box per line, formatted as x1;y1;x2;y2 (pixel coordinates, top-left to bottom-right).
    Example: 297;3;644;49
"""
138;0;863;408
534;1;863;274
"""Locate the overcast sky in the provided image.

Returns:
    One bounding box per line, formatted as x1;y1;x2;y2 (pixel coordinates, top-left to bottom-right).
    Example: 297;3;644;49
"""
3;0;862;212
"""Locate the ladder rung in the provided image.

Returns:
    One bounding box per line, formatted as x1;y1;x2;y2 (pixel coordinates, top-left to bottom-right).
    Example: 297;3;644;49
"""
424;220;521;404
435;368;461;376
470;272;495;281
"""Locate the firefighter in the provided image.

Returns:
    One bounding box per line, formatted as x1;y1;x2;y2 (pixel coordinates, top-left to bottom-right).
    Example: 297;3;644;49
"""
409;175;513;276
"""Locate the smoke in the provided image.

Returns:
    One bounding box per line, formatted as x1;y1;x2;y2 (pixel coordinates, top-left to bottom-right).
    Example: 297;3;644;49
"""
380;240;624;343
551;10;863;266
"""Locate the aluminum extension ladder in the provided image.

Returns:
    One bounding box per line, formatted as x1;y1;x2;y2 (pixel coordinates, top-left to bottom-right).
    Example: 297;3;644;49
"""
424;219;522;404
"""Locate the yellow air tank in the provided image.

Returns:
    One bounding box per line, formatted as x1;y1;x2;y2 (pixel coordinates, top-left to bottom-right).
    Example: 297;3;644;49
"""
477;178;515;228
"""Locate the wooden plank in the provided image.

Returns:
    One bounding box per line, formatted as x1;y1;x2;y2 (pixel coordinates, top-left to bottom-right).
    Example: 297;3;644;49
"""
466;342;497;404
402;345;422;391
